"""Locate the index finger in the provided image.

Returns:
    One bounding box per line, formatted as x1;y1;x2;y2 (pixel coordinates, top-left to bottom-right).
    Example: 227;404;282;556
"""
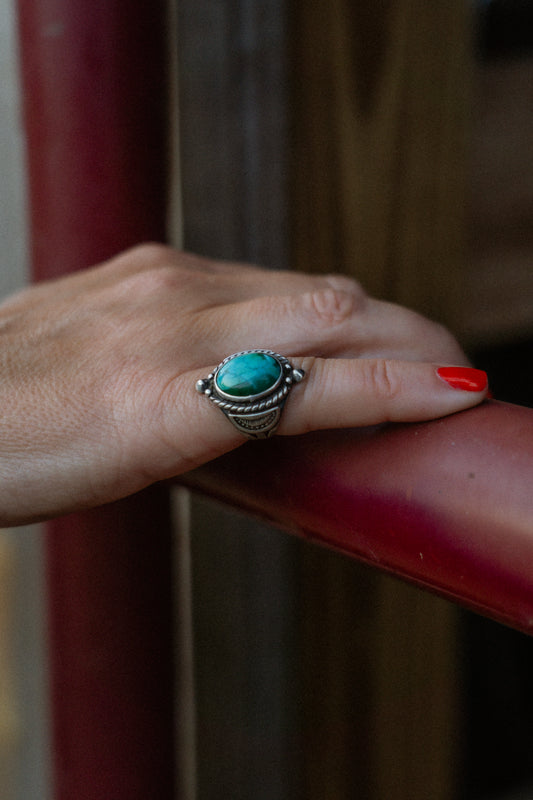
278;358;489;434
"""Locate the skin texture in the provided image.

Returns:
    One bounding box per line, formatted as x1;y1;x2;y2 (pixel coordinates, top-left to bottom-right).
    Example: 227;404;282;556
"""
0;244;486;525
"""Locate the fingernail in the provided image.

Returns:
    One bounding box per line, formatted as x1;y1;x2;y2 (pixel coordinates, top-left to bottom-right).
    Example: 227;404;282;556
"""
437;366;488;392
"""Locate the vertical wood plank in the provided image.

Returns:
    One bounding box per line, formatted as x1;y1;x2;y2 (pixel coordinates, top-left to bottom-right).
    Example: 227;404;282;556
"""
290;0;469;329
179;0;289;268
177;2;301;798
290;1;467;797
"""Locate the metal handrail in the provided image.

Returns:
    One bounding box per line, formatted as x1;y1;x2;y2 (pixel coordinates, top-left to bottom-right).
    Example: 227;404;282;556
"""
182;400;533;635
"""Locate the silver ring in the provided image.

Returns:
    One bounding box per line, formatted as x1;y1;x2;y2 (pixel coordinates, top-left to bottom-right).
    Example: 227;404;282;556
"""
196;349;305;439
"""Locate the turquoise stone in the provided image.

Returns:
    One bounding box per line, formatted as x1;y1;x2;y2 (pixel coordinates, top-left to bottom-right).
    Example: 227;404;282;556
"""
216;352;281;398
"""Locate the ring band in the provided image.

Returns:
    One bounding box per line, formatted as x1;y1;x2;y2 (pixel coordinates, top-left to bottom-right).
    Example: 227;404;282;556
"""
196;349;305;439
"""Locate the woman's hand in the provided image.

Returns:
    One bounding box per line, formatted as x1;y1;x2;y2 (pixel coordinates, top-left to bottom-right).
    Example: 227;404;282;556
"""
0;244;487;525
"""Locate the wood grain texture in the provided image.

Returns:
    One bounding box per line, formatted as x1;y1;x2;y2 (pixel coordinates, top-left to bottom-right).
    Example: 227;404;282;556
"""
178;0;290;268
290;0;469;331
466;58;533;345
288;2;468;797
177;3;302;798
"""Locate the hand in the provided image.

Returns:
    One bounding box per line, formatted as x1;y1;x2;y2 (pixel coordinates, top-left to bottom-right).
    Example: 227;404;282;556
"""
0;244;487;525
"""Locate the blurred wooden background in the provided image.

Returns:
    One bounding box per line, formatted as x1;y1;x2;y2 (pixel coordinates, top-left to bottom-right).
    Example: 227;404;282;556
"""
2;0;532;797
178;1;472;798
178;1;533;798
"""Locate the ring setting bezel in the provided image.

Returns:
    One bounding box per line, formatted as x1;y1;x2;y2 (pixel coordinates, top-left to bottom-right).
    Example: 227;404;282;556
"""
196;349;305;438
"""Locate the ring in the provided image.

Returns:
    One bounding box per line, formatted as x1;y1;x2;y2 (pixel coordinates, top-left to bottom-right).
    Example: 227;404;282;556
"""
196;349;305;439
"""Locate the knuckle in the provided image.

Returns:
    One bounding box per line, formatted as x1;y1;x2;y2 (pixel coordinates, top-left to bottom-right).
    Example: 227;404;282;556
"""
324;273;367;306
364;358;401;402
124;242;176;267
305;286;358;327
120;264;183;297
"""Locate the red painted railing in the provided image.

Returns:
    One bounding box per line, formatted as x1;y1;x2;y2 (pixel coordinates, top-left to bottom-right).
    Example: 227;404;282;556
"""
182;400;533;635
17;3;175;800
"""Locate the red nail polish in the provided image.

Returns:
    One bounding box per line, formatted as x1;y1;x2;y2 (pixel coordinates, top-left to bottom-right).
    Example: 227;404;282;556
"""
437;366;488;392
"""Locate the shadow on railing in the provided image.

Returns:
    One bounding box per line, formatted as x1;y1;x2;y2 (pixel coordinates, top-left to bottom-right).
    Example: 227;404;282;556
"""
181;400;533;635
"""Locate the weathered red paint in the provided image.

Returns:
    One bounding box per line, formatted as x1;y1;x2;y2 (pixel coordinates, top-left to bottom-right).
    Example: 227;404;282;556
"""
17;2;175;799
183;400;533;635
18;0;169;277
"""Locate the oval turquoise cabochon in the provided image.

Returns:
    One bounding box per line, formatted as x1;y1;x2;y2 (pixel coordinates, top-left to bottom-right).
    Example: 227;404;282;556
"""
216;352;282;398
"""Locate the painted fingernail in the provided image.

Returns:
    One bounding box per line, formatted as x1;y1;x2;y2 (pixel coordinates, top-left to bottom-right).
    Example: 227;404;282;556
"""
437;366;488;392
